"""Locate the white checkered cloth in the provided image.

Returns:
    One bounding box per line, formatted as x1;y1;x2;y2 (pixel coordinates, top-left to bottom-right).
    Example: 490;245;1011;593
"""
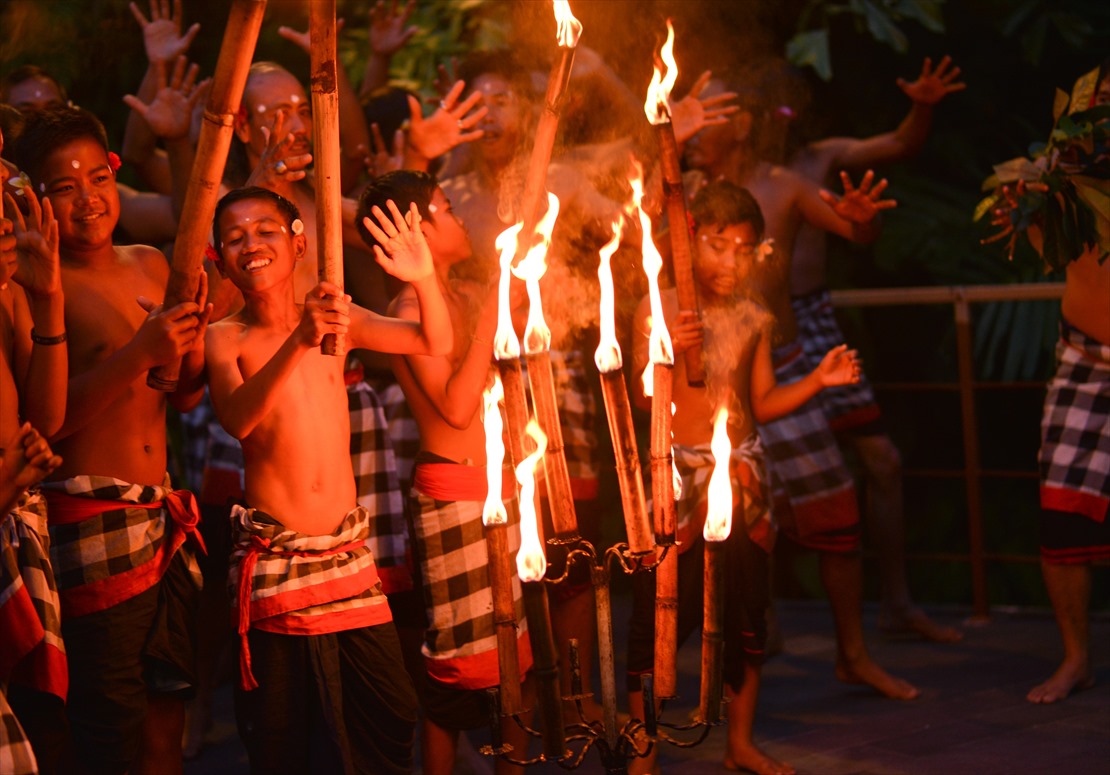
410;471;531;690
0;492;66;700
1039;322;1110;524
376;381;421;495
0;690;37;775
348;381;411;593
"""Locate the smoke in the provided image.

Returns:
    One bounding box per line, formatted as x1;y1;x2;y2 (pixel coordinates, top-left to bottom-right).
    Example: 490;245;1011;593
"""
701;296;770;426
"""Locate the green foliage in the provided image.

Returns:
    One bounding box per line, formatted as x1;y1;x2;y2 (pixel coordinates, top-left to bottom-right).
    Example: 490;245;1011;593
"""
786;0;947;80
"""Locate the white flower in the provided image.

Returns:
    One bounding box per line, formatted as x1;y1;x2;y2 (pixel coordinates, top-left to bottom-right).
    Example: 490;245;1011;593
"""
291;218;305;236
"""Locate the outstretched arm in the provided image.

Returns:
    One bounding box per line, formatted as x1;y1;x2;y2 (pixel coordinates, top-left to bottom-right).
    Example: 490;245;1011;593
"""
796;169;896;244
750;335;860;424
360;0;418;100
402;80;487;171
807;55;965;172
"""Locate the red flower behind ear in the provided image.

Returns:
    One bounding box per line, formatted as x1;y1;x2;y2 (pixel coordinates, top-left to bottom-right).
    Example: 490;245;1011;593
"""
236;105;248;128
204;243;222;264
108;152;122;172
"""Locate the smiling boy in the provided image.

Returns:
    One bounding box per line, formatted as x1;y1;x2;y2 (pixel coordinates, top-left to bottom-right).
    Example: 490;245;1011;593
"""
12;106;210;775
205;185;451;774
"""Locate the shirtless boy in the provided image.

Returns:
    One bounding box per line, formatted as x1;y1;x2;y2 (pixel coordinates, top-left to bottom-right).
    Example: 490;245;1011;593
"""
205;185;452;773
12;105;210;775
357;171;533;775
627;181;869;775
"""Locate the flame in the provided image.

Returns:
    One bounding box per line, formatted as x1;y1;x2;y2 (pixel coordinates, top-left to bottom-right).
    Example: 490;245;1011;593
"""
494;222;524;360
703;406;733;542
643;19;677;125
553;0;583;48
671;401;683;500
512;192;560;355
629;163;674;370
482;377;509;526
594;218;625;373
515;420;549;582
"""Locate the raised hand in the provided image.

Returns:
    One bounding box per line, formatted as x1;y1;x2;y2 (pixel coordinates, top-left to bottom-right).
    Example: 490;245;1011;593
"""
369;0;418;57
430;60;460;101
123;56;206;141
406;80;487;162
1;423;62;494
361;200;434;282
298;282;351;347
671;70;740;144
129;0;200;64
132;296;206;367
276;18;347;55
245;110;314;190
6;190;60;298
821;170;897;224
816;343;861;387
897;55;966;106
361;122;405;178
670;310;705;355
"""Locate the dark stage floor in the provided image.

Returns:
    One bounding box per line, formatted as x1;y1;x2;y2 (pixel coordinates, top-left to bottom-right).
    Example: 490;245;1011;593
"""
184;599;1110;774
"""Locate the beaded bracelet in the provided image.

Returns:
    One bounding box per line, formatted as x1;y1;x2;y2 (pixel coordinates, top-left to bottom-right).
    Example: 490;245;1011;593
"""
30;329;67;346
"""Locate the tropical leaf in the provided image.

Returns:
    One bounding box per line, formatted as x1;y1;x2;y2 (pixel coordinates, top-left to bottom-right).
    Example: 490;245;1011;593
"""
890;0;945;32
786;29;833;81
860;0;909;52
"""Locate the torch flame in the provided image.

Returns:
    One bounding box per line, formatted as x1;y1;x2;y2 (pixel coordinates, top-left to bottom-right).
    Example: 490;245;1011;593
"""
553;0;583;48
482;377;509;526
594;218;625;373
515;420;549;582
629;163;674;372
703;406;733;542
494;222;525;361
512;192;560;355
643;19;677;125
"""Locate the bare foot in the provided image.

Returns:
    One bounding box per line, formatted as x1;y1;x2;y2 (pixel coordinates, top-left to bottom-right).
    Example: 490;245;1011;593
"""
1026;659;1094;704
726;742;795;774
879;607;963;643
836;656;919;700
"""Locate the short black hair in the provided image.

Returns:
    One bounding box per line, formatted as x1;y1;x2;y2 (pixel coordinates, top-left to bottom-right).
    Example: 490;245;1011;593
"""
691;180;765;239
11;106;109;187
356;170;438;250
1;65;68;106
457;50;534;101
212;186;301;258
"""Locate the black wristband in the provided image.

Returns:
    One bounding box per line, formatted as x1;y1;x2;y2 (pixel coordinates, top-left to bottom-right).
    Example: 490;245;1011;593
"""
30;329;67;346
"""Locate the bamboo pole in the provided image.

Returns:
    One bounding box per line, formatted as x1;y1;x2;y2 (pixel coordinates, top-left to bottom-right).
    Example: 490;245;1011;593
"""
649;362;678;698
523;578;566;759
591;562;619;751
309;0;344;356
485;519;523;715
698;540;725;724
148;0;267;390
598;370;654;556
656;124;705;386
653;547;679;700
525;351;580;541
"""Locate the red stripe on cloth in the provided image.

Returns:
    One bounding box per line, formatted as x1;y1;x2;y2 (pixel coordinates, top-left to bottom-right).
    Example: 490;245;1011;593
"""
1041;486;1109;524
11;642;68;701
0;587;44;680
1041;544;1110;564
424;629;534;690
413;462;515;502
252;599;393;636
788;486;861;553
376;564;413;595
828;405;882;433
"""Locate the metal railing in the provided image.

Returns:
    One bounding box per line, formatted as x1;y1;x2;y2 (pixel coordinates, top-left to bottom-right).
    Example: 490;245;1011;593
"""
829;282;1065;619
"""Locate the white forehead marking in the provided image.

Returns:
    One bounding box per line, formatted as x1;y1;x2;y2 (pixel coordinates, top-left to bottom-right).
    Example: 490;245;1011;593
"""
257;105;267;113
290;94;301;104
71;160;80;169
280;226;287;233
428;203;438;214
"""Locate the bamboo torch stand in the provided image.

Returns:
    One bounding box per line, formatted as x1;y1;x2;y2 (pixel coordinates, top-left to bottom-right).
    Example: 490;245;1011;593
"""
650;362;678;699
525;351;580;543
598;370;654;556
148;0;267;390
698;540;725;725
485;519;523;716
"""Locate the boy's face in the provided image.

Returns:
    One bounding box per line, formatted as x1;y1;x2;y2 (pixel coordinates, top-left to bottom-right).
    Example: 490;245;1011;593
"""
216;197;305;292
38;137;119;252
693;221;760;300
471;73;525;169
236;70;312;164
420;188;472;265
7;76;65;114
